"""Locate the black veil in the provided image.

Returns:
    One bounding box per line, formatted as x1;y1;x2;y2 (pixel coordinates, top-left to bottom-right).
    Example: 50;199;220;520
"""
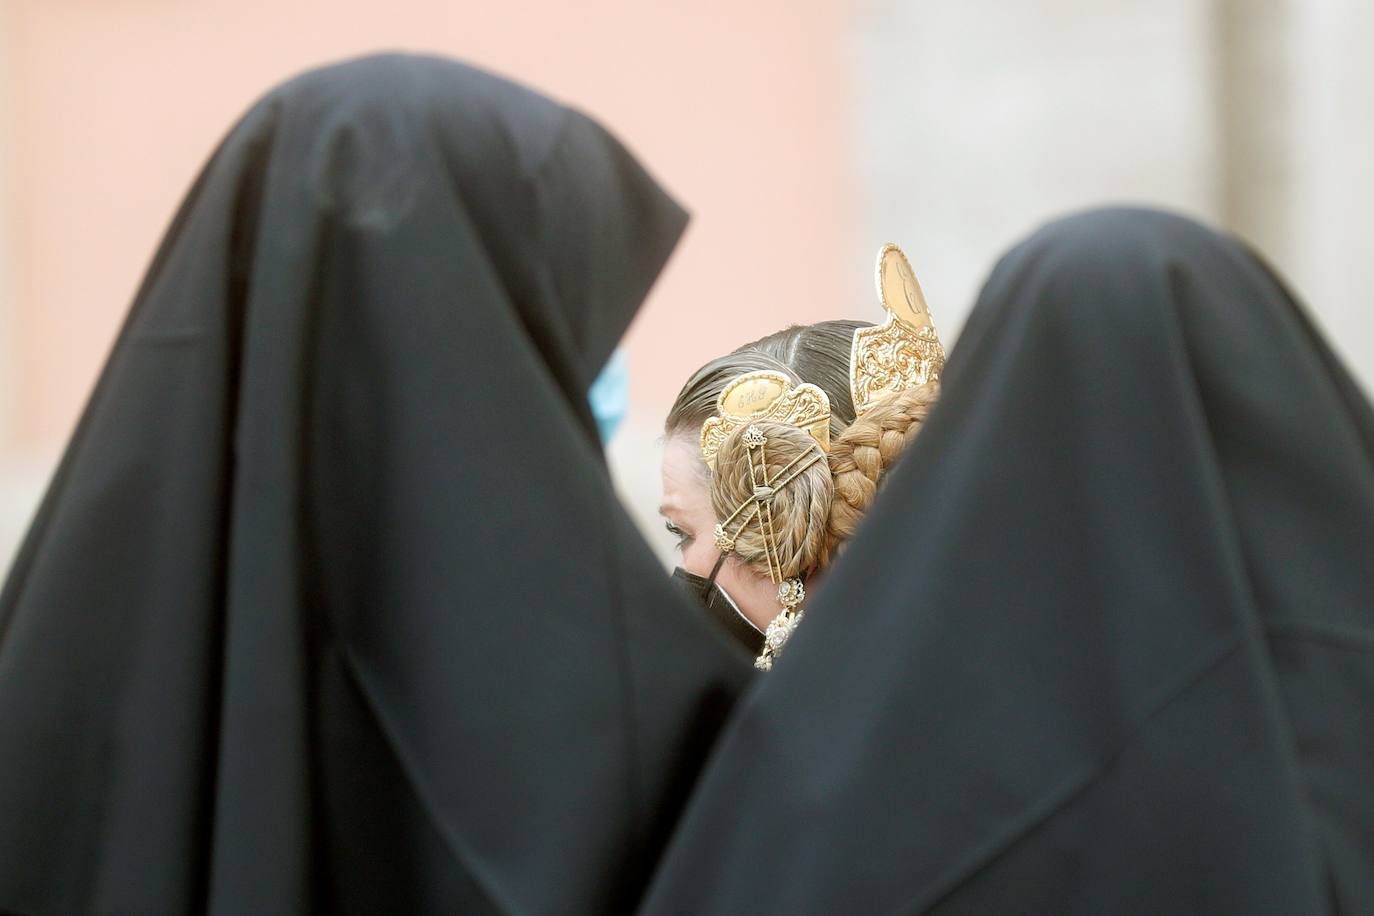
0;54;747;915
645;208;1374;913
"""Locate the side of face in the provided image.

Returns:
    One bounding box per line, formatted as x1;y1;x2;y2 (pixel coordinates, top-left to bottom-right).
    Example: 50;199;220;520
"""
659;433;781;631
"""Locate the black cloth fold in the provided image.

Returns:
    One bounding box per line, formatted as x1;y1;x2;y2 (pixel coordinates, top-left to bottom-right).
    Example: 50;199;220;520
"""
0;54;748;915
643;207;1374;914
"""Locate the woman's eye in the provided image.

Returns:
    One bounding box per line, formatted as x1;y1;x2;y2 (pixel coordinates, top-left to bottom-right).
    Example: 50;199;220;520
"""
664;521;693;550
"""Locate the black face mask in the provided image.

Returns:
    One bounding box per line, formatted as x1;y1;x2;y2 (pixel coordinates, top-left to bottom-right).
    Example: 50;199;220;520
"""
672;559;765;656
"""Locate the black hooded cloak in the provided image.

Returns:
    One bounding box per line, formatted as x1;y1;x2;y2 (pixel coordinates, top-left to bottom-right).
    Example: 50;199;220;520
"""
644;208;1374;914
0;54;747;915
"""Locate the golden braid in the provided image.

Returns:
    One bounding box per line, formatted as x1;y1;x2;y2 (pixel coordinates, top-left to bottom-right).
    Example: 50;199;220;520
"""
822;381;940;563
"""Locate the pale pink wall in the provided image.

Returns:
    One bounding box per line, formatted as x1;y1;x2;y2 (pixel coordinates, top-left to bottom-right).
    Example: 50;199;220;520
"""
1;0;855;449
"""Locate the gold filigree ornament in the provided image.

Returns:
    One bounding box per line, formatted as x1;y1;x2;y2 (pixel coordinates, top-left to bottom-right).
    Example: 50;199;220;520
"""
849;243;946;417
754;580;807;670
699;371;831;471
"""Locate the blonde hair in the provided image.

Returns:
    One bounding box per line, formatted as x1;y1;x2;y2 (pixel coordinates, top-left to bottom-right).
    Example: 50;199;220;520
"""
672;321;940;580
665;321;868;443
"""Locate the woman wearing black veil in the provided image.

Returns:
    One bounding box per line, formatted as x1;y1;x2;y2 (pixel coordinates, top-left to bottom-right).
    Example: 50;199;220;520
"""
0;55;748;914
645;208;1374;913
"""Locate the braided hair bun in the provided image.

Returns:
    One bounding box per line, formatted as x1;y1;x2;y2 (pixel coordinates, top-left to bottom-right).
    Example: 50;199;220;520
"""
709;421;832;581
708;380;940;580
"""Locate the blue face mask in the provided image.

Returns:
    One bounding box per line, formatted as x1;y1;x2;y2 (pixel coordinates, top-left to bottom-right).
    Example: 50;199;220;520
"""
588;348;629;444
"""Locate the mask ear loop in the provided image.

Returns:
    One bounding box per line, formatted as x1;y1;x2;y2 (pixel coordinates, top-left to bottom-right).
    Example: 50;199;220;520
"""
705;551;728;589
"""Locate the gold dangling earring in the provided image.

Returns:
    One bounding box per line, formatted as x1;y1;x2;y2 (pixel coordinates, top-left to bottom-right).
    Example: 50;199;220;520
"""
754;578;805;671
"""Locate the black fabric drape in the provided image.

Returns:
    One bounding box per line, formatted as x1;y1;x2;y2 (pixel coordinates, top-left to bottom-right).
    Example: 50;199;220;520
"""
0;54;748;915
644;208;1374;914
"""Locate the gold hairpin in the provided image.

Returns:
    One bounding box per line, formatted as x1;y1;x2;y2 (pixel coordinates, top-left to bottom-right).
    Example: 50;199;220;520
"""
849;243;945;416
699;370;831;471
706;423;821;672
699;376;828;671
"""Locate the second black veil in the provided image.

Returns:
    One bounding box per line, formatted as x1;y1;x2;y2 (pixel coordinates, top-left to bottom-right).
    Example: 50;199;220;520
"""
645;208;1374;913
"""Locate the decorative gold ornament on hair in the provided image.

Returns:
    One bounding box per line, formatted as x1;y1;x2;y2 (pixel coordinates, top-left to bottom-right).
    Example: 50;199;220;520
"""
699;371;831;471
704;403;825;671
710;431;823;671
776;578;805;608
849;243;946;417
712;524;735;553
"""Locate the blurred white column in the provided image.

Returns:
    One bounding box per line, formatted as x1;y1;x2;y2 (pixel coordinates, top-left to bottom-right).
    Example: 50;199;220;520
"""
1215;0;1295;264
1282;0;1374;392
853;0;1222;337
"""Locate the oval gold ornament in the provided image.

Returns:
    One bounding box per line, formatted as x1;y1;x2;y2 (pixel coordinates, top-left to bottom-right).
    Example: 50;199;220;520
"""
699;370;832;470
876;243;934;332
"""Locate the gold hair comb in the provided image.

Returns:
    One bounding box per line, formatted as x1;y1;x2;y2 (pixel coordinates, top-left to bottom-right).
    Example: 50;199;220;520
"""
849;243;945;416
699;370;831;471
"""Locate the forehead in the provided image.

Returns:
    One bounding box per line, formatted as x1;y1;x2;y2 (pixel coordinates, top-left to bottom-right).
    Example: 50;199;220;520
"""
661;436;713;516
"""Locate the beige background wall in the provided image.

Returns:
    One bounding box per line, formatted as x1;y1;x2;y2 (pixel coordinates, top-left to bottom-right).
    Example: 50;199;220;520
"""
0;0;855;565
